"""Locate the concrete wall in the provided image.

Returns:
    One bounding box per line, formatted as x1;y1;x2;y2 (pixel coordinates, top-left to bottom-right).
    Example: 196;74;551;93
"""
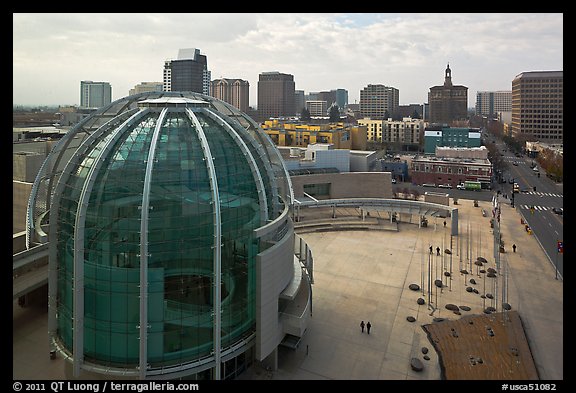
13;181;33;234
13;152;45;182
255;228;295;361
424;192;450;206
291;172;393;199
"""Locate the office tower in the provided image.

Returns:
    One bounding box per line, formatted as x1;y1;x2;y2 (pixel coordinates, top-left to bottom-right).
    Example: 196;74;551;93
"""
295;90;305;115
475;91;512;118
512;71;563;142
428;64;468;124
334;88;348;109
257;72;296;120
80;81;112;108
163;48;211;95
211;78;250;113
359;84;399;120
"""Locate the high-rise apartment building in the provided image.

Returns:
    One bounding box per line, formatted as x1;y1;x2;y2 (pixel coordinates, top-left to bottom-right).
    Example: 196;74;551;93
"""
359;84;399;120
80;81;111;108
475;91;512;118
211;78;250;113
257;72;295;120
129;82;163;96
428;64;468;124
163;48;211;95
511;71;563;143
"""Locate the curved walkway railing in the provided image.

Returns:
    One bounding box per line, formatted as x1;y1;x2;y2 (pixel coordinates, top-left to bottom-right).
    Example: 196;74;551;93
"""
293;198;459;236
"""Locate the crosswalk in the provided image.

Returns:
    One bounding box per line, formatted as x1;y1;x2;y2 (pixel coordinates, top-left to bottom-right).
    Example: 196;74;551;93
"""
519;205;560;211
522;191;563;198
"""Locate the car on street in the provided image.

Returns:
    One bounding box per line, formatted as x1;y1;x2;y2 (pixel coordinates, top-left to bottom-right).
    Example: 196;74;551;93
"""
391;178;397;184
438;184;452;189
512;162;518;166
422;183;436;187
552;207;563;215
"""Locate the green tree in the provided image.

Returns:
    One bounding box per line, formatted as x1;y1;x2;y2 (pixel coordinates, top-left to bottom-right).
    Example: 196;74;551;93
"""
300;107;311;122
328;104;340;122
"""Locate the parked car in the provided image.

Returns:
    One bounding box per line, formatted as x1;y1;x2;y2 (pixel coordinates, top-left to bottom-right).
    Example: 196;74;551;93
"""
552;207;563;215
422;183;436;187
391;178;397;184
438;184;452;189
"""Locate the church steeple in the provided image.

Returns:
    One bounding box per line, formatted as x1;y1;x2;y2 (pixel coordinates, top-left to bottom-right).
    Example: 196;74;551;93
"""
444;63;453;87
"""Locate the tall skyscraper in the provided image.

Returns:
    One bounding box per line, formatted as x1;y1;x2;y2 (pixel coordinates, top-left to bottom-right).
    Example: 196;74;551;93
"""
211;78;250;113
359;84;399;120
512;71;563;142
80;81;112;108
257;72;295;120
163;48;211;95
475;91;512;118
428;64;468;124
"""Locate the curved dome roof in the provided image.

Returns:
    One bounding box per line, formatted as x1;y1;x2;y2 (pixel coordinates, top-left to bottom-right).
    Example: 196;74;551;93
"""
27;91;293;246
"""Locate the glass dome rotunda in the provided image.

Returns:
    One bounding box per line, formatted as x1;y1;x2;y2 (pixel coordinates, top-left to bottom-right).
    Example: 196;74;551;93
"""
28;92;296;379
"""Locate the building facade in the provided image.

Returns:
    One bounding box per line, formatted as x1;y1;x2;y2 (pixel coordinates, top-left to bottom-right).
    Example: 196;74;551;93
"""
129;82;163;96
80;81;112;108
357;117;423;148
428;64;468;124
257;72;296;120
475;91;512;118
359;84;399;120
423;126;481;154
210;78;250;113
163;48;211;95
305;100;328;117
261;120;367;150
410;155;492;188
511;71;563;143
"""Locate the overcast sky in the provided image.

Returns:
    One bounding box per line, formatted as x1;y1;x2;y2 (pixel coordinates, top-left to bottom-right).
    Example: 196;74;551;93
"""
13;13;563;108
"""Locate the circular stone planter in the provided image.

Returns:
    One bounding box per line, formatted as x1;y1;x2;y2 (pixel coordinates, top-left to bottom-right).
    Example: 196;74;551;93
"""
410;357;424;372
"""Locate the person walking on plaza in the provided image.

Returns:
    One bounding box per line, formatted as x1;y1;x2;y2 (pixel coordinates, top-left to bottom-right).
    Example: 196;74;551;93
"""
429;245;433;254
513;244;517;253
366;321;372;334
360;320;365;333
436;246;440;256
443;220;446;228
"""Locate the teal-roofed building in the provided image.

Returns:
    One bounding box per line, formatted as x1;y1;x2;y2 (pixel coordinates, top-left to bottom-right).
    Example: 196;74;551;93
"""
423;127;481;154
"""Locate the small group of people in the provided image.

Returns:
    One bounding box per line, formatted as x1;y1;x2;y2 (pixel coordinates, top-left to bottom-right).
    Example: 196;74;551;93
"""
429;245;441;256
360;320;372;334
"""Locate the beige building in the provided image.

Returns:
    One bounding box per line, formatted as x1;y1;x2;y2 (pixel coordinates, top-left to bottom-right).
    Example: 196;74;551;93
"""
211;78;250;113
512;71;563;143
357;117;424;147
129;82;163;96
291;172;393;200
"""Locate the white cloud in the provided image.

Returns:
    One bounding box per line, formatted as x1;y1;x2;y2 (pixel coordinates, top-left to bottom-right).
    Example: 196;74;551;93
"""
13;13;563;107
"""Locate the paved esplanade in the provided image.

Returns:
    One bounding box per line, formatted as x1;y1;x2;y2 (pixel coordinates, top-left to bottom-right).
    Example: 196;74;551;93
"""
13;197;562;380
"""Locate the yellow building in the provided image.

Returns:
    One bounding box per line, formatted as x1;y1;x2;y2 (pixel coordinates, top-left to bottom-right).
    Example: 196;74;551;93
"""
262;120;367;150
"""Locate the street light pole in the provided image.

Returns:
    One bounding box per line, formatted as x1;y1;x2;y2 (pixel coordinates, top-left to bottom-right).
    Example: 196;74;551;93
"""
510;178;515;208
